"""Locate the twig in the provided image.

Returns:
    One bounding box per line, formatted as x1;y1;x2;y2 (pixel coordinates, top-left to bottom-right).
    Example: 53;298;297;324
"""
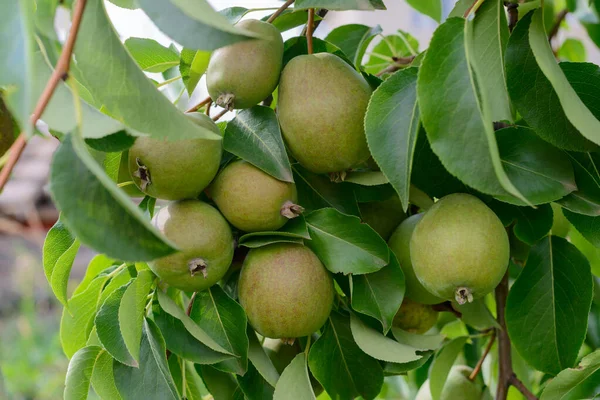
186;292;197;316
301;9;328;36
504;2;519;33
307;9;315;55
495;272;538;400
186;96;212;113
0;0;88;193
266;0;295;23
205;100;212;117
548;9;568;42
375;56;416;76
469;331;496;381
431;301;462;319
212;108;228;122
509;375;538;400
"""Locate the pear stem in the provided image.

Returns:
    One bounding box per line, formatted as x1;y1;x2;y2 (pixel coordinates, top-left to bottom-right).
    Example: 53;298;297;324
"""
266;0;295;23
186;96;212;113
468;331;496;381
307;9;315;55
212;108;229;122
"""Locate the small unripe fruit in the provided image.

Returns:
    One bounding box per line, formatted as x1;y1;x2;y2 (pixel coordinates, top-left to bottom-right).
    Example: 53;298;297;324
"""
388;214;444;305
238;243;334;339
278;53;372;174
359;196;406;240
392;298;438;334
210;160;302;232
206;19;284;110
410;193;509;304
416;366;483;400
128;113;222;200
150;200;234;292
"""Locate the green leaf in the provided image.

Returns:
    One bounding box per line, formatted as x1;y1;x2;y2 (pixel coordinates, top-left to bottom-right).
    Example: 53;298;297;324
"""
85;131;135;153
74;0;220;141
238;236;305;249
64;345;103;400
0;0;36;136
124;38;179;73
156;290;233;356
119;270;155;364
35;0;59;39
61;275;109;358
557;38;587;62
74;255;116;296
91;350;121;400
470;0;512;122
304;208;389;275
108;0;137;9
391;329;445;351
137;0;257;51
247;328;279;388
365;67;419;212
49;134;175;261
224;106;293;182
218;7;248;24
96;283;137;367
364;31;419;76
495;126;576;205
169;359;206;400
540;349;600;400
294;0;386;11
452;300;501;330
237;362;275;400
418;17;528;204
429;337;469;400
325;24;382;67
308;312;383;400
179;48;211;95
529;9;600;147
350;252;405;334
344;171;389;186
506;236;594;375
350;314;421;363
283;37;351;68
197;365;244;400
406;0;441;22
98;267;132;307
383;352;433;376
114;319;180;400
267;10;322;32
489;201;553;245
449;0;473;17
239;216;310;245
557;152;600;217
292;164;360;216
43;216;80;308
190;286;249;375
274;353;315;400
570;228;600;277
506;13;599;151
563;211;600;248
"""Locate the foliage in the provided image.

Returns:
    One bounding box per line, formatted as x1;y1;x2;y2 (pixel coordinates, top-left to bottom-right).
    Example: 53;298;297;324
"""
2;0;600;399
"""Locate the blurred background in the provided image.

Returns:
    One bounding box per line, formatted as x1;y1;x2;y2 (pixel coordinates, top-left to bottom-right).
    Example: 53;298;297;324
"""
1;0;599;398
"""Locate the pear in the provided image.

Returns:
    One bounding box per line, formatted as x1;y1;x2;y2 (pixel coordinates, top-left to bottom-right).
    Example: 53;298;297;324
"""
150;200;234;292
206;19;283;110
392;298;438;334
388;214;444;305
416;366;483;400
277;53;372;174
360;195;407;240
238;243;334;339
210;160;302;232
410;194;509;304
128;113;222;200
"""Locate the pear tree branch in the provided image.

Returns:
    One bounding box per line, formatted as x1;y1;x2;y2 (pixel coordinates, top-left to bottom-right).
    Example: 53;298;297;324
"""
266;0;295;23
0;0;88;193
307;9;315;55
548;9;568;42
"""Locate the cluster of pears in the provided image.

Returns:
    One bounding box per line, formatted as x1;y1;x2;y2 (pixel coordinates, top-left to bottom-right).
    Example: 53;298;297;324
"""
124;17;510;345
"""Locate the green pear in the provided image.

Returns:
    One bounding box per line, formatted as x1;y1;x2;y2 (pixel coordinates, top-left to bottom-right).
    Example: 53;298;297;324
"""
410;194;509;304
206;19;283;110
128;113;222;200
392;298;438;334
388;214;444;304
359;195;407;240
238;243;334;339
277;53;372;174
551;203;570;237
416;366;483;400
150;200;234;292
210;160;302;232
